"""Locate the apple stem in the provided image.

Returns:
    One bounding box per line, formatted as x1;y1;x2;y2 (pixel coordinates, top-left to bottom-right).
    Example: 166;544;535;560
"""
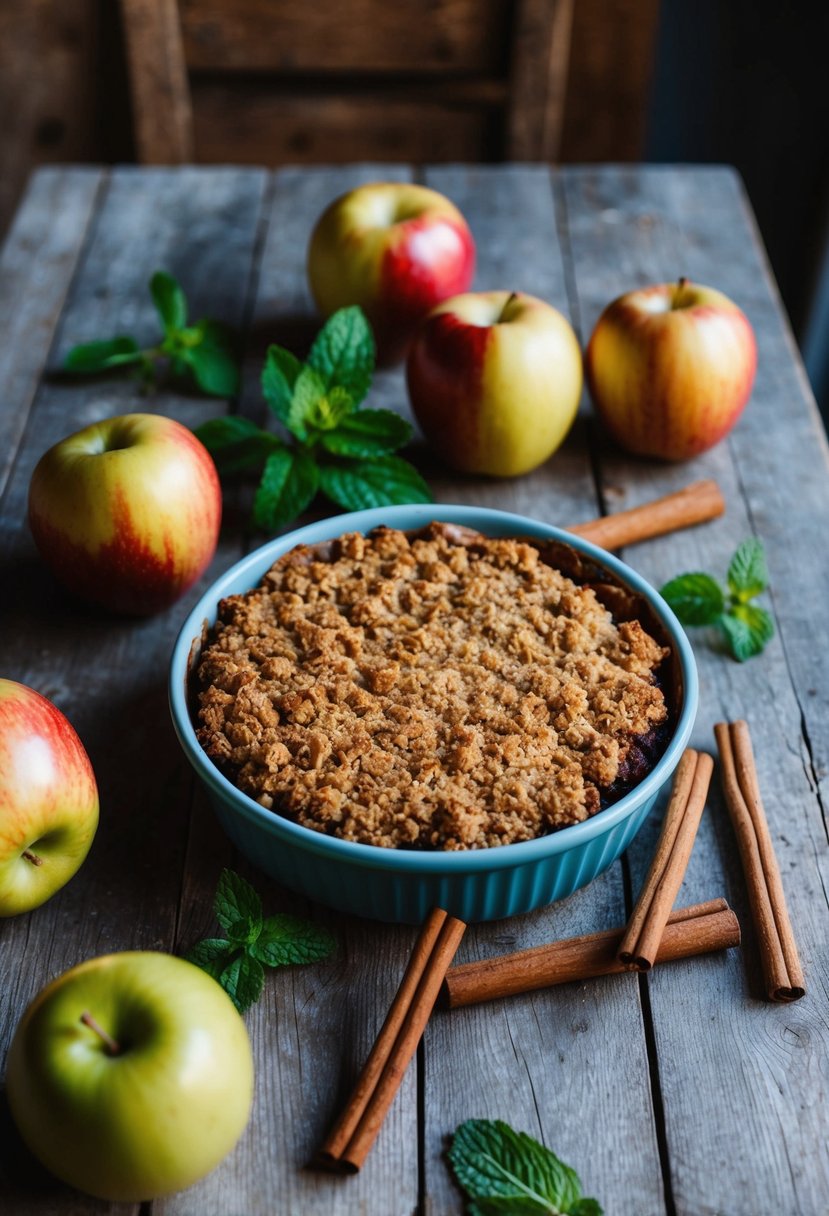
672;277;688;309
80;1010;121;1056
497;292;519;323
22;849;43;866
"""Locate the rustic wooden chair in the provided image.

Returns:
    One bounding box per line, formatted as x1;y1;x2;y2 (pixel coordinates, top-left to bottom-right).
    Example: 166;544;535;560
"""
119;0;576;165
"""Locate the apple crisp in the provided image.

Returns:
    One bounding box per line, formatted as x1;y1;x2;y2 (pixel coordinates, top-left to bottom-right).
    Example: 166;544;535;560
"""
195;524;672;850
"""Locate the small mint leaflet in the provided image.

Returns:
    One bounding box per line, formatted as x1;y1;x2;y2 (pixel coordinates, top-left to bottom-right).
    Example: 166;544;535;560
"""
150;270;188;333
263;345;304;423
64;336;142;372
214;868;262;933
727;538;768;602
319;454;432;512
660;572;725;626
320;409;413;458
254;447;320;531
185;939;234;982
250;915;336;967
721;603;774;661
287;365;327;441
220;952;265;1014
307;305;374;403
195;417;284;475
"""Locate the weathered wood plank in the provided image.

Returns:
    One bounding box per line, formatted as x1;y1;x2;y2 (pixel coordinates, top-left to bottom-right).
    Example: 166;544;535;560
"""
158;165;422;1216
560;164;829;1216
419;164;666;1216
0;167;102;500
0;167;267;1215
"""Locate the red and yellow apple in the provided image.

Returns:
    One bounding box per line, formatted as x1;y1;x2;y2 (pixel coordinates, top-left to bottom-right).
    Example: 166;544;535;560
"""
6;951;254;1201
28;413;221;615
406;290;582;477
585;278;757;460
307;182;476;364
0;679;98;917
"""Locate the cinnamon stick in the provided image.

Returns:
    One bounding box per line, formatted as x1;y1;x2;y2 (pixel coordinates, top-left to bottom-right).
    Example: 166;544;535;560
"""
442;899;740;1009
617;748;714;969
714;720;805;1002
317;907;466;1172
568;479;725;551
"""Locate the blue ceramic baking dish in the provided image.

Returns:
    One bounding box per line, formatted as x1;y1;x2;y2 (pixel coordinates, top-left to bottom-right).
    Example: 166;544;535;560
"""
169;505;697;924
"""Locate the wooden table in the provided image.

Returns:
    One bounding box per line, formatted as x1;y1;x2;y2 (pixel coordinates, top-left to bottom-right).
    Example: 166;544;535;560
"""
1;164;827;1216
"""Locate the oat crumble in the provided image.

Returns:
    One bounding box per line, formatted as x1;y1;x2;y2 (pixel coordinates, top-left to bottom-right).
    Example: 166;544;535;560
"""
196;524;671;850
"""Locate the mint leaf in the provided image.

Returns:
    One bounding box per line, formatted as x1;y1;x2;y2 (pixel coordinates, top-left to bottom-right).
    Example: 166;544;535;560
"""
181;319;239;396
319;454;432;511
150;270;187;333
721;603;774;662
285;365;327;441
64;336;142;372
727;538;768;603
253;447;319;531
660;572;725;626
195;416;283;474
185;938;234;982
569;1203;603;1216
448;1120;601;1216
262;345;304;424
308;305;374;403
220;952;265;1014
250;915;336;967
306;385;356;432
321;409;413;458
215;868;263;936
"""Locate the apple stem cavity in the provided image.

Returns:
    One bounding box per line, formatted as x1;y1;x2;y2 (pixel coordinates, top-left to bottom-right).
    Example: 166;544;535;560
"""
80;1010;121;1056
22;849;43;866
497;292;519;324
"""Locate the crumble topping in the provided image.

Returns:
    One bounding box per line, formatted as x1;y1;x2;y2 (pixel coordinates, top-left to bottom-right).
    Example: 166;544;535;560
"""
196;525;671;850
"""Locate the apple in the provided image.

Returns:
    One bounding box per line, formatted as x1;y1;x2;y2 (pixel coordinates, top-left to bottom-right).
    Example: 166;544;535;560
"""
0;679;98;917
584;278;757;460
28;413;221;615
307;182;476;364
406;290;583;477
6;951;255;1201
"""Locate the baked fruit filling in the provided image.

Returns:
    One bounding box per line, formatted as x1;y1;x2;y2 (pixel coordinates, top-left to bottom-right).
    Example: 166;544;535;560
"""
195;524;672;850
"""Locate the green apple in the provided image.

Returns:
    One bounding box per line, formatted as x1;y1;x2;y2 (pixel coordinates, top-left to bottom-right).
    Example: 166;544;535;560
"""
0;678;99;917
6;952;254;1201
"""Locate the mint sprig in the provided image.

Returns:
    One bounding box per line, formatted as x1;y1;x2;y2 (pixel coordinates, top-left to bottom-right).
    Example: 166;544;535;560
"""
661;538;774;662
195;305;431;532
185;868;335;1013
448;1119;603;1215
64;270;239;397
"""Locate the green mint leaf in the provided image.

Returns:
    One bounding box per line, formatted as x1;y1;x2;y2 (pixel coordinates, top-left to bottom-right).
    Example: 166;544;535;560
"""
306;385;356;432
180;319;239;396
185;938;234;982
150;270;187;333
660;572;725;626
320;409;413;458
727;538;769;603
568;1202;604;1216
64;336;142;373
253;447;320;532
721;603;775;662
219;952;265;1014
250;914;336;967
448;1119;601;1216
195;417;284;474
307;305;375;403
262;345;304;424
319;454;431;512
286;365;327;441
214;868;263;936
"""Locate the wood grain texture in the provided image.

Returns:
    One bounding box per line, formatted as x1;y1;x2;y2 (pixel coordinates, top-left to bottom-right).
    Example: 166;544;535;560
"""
560;163;829;1216
120;0;193;162
0;166;266;1215
180;0;512;74
507;0;574;160
0;167;102;501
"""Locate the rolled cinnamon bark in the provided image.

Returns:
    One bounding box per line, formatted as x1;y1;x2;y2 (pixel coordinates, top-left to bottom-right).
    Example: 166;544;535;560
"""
442;899;740;1009
568;479;725;551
